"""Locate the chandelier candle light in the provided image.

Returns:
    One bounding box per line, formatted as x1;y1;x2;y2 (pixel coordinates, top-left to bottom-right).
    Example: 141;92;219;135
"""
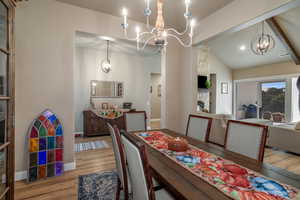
121;0;196;50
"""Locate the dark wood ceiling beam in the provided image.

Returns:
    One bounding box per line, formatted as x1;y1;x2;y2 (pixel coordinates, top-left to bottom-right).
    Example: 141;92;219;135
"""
266;17;300;65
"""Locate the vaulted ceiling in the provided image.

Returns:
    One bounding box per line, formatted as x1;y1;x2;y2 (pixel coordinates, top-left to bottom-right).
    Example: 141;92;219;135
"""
206;6;300;69
57;0;234;29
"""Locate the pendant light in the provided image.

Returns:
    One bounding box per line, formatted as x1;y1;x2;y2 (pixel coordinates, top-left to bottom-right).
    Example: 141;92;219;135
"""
101;40;112;73
251;21;275;55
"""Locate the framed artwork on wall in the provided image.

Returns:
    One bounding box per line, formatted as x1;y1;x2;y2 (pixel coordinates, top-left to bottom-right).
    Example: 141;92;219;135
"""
221;82;228;94
101;103;109;110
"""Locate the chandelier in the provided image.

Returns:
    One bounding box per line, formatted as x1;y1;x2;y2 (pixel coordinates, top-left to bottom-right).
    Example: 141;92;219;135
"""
121;0;195;51
251;21;275;55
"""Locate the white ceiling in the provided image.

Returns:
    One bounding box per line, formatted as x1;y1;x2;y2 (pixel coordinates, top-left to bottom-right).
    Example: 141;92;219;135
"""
205;6;300;69
57;0;233;29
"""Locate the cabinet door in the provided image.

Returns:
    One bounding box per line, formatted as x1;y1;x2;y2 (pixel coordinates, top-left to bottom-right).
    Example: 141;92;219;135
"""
0;0;15;199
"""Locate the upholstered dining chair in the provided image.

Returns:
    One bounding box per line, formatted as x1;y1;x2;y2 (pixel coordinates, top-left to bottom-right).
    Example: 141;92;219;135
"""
121;132;174;200
186;114;213;142
124;111;147;133
224;120;268;162
107;123;130;200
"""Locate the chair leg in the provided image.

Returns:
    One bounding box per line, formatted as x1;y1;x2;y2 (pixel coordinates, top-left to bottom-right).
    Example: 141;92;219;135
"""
116;179;121;200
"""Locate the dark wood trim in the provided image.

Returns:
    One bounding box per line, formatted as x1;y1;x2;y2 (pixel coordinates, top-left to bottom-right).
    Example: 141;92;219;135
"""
224;120;268;162
266;17;300;65
113;125;129;200
0;97;11;100
122;132;156;200
185;114;213;143
0;142;10;151
124;111;147;133
0;48;9;55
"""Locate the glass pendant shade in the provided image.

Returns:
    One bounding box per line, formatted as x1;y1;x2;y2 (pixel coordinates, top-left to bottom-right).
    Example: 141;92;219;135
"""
101;60;111;73
251;21;275;55
101;40;112;73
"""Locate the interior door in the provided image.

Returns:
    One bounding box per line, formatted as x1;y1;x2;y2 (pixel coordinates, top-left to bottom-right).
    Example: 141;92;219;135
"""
0;0;15;199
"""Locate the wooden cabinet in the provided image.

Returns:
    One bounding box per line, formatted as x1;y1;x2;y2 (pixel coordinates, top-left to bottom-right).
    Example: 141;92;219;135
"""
83;110;125;137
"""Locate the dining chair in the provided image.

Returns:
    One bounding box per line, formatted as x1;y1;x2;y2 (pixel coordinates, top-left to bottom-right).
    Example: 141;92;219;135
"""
121;132;174;200
124;111;147;133
224;120;268;162
186;114;213;142
108;123;130;200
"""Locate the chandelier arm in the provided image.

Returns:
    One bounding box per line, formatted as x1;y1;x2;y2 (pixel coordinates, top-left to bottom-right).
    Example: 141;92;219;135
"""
166;19;190;36
168;33;193;47
139;35;157;51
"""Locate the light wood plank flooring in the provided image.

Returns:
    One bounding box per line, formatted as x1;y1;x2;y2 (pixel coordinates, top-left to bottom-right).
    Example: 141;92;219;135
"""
150;120;160;129
15;136;115;200
264;147;300;175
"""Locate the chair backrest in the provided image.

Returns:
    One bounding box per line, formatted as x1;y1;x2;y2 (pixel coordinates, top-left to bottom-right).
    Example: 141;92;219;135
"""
224;120;268;162
107;123;129;198
186;114;213;142
121;133;154;200
124;111;147;133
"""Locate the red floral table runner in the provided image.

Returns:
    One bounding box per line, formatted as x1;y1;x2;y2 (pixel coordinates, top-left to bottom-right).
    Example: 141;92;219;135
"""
136;131;300;200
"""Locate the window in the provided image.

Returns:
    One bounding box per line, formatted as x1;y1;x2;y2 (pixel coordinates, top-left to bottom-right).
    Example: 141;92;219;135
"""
260;81;286;119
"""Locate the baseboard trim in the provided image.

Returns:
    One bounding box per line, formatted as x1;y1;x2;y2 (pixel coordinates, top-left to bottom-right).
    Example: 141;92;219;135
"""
15;162;76;181
150;118;160;122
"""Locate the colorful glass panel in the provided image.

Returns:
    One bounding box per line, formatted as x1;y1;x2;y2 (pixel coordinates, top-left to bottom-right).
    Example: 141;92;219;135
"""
55;149;63;161
47;164;55;177
56;136;63;149
38;165;46;179
56;125;63;136
38;151;46;165
39;125;47;137
34;120;41;130
48;115;57;124
27;109;64;182
44;120;51;129
38;115;46;122
29;138;39;152
48;127;55;136
39;138;47;151
47;137;55;149
55;162;63;176
30;127;38;138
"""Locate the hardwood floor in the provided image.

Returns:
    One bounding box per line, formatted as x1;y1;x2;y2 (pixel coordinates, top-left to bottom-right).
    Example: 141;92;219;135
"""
264;147;300;175
150;120;160;129
15;136;115;200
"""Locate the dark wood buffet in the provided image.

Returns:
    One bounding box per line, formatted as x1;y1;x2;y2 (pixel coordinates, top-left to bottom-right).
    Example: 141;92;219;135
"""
83;110;126;136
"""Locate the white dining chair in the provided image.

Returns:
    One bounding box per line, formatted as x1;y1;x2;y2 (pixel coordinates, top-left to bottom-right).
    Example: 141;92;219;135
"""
224;120;268;162
121;133;174;200
186;114;213;142
124;111;147;133
108;123;130;200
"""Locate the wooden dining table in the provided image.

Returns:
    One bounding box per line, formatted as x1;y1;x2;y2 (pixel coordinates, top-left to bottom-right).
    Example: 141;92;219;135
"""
130;129;300;200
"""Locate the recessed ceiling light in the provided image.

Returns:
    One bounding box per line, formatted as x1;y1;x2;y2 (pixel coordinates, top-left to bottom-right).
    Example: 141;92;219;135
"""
239;45;246;51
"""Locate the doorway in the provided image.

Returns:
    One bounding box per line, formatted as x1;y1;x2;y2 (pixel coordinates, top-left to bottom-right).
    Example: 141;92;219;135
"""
150;73;161;129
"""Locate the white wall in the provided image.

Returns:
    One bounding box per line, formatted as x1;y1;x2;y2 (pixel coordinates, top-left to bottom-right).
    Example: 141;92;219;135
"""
74;46;161;132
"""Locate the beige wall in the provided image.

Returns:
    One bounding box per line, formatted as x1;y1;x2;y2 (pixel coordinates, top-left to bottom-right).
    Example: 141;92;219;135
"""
233;61;300;80
150;73;161;119
14;0;159;173
75;47;161;132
